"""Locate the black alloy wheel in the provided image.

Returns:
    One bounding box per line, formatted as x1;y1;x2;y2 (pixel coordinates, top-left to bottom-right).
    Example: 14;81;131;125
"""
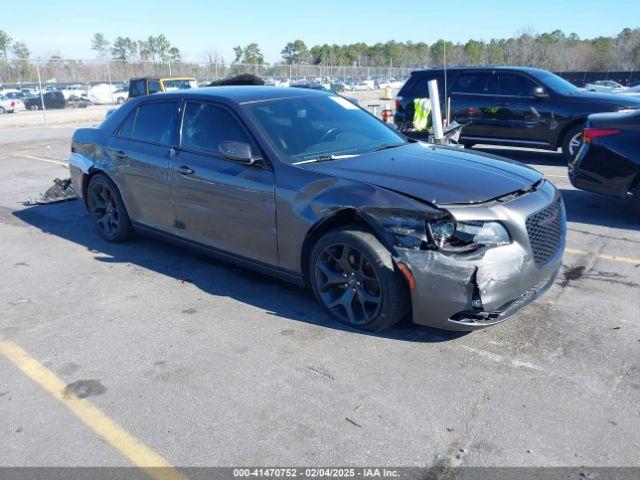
309;226;409;331
314;243;383;326
87;174;132;242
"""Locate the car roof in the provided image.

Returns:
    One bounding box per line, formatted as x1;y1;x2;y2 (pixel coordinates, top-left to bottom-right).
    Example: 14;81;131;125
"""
144;86;330;104
411;66;550;75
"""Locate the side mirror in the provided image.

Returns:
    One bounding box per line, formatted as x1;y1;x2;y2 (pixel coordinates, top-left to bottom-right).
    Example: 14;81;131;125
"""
533;86;549;98
219;141;255;164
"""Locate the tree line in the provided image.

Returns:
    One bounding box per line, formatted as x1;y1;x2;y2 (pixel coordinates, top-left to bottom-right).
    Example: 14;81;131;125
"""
1;28;640;77
276;29;640;71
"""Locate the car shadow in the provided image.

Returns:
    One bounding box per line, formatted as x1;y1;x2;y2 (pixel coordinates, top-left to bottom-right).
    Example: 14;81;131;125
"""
475;146;639;230
474;146;566;168
12;201;466;344
558;188;639;231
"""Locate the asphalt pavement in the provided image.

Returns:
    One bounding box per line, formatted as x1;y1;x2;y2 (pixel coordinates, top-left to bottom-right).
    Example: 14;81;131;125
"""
1;126;639;473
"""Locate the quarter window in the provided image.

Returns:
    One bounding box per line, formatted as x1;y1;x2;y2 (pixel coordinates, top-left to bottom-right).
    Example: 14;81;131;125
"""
181;102;252;155
132;101;178;144
117;109;137;138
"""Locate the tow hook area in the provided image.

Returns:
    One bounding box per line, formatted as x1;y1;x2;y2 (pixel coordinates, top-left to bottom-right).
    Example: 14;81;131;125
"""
450;267;503;325
469;268;484;311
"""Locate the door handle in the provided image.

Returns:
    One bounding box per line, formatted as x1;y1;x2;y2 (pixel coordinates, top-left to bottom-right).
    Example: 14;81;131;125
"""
112;150;128;160
175;165;194;175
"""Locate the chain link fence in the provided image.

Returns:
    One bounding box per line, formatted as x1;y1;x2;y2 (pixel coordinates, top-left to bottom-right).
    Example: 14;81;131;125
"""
0;59;413;88
0;59;410;128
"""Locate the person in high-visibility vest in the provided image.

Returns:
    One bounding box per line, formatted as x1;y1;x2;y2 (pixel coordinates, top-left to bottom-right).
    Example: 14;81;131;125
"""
413;98;432;132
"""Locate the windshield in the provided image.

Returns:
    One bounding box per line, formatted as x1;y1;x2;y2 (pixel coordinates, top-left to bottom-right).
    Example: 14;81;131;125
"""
536;71;580;95
242;95;406;163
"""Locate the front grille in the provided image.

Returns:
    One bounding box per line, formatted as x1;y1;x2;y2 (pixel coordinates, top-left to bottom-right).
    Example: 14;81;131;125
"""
526;197;565;267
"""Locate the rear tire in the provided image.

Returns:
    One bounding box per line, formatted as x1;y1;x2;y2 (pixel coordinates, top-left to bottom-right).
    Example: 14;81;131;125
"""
562;124;585;163
0;107;5;114
86;174;132;243
309;225;410;332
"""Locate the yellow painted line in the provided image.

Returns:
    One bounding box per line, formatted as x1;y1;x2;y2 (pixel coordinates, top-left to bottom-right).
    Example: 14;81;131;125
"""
566;247;640;266
17;153;68;168
0;337;187;480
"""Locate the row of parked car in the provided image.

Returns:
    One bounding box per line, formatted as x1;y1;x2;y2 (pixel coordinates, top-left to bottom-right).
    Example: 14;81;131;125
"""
0;83;133;114
583;79;640;94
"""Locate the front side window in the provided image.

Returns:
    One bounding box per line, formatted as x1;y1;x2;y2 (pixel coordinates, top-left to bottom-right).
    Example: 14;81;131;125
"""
131;101;178;144
181;102;252;155
243;95;406;163
497;74;537;96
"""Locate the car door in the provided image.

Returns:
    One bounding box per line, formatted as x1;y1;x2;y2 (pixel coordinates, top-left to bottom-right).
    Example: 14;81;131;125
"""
170;100;277;265
449;71;500;140
107;100;179;232
495;72;556;145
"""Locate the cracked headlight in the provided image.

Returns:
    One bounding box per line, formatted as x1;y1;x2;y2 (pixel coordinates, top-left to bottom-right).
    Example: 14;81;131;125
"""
429;219;511;252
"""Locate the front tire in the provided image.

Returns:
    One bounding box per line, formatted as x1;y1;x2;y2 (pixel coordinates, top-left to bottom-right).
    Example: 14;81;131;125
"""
562;124;585;163
309;226;409;332
86;174;132;242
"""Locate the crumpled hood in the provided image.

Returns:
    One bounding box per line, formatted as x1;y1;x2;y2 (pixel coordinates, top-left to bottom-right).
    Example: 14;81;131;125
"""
299;143;543;205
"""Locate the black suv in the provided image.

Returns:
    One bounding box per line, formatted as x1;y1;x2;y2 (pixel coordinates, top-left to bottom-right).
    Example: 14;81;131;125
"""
395;67;640;161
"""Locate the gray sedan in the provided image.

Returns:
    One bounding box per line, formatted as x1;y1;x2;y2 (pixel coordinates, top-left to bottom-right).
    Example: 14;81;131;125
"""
69;87;565;331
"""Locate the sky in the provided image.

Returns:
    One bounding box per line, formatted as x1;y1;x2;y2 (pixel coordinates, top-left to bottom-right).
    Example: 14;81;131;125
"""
6;0;640;63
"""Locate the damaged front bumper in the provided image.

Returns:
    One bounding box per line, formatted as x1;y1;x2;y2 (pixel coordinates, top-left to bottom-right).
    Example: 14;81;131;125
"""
397;181;565;331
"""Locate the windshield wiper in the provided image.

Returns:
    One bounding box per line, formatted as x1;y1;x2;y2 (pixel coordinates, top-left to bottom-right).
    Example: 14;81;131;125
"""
296;153;358;164
371;143;405;152
314;154;339;162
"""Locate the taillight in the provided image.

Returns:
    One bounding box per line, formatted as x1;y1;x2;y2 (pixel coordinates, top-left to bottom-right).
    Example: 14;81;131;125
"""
10;101;15;108
395;96;402;108
583;128;621;143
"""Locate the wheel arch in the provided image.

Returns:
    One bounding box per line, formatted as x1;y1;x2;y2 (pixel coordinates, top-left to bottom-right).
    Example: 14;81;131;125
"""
556;118;587;148
299;208;390;286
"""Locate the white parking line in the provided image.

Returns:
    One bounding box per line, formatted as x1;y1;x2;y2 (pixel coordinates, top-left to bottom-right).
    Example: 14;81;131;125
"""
16;154;68;168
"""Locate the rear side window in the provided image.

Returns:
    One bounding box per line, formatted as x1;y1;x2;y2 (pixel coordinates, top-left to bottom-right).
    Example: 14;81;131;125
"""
450;73;494;94
129;80;146;97
181;102;252;155
127;101;178;144
400;73;445;98
498;74;537;96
